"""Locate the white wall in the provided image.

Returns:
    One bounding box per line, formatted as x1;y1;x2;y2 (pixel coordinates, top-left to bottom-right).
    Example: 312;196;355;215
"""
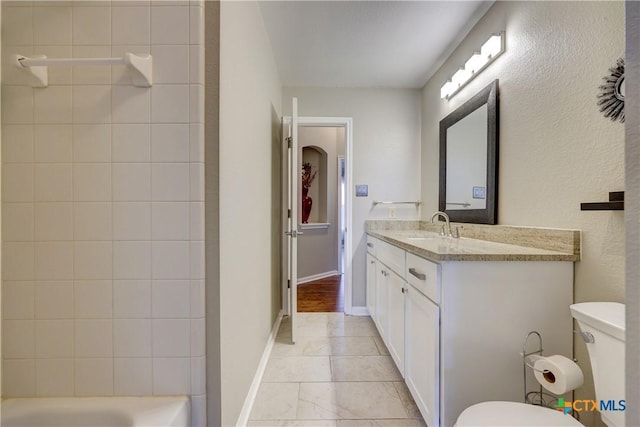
1;1;205;423
298;126;344;281
283;87;421;306
421;3;624;425
219;2;282;425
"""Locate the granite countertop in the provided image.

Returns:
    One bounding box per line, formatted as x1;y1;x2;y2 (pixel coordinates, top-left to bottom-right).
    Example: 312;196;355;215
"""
368;229;579;262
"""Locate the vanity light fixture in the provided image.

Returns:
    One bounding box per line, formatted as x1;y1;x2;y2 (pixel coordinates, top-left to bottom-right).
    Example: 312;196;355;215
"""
440;32;505;100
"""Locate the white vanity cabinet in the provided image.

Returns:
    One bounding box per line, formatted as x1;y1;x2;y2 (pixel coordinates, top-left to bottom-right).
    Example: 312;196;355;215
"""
365;233;574;427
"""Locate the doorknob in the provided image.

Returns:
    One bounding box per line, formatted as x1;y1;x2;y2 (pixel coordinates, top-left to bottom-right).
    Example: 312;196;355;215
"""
285;230;304;237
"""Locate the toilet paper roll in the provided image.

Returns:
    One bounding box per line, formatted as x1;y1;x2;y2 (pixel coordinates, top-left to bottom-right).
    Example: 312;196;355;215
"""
533;355;584;395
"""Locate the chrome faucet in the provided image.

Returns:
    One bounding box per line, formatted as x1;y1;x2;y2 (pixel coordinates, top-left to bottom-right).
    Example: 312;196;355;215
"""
431;211;458;238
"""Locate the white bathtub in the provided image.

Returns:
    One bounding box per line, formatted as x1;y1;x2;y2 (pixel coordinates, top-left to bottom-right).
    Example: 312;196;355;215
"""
0;396;190;427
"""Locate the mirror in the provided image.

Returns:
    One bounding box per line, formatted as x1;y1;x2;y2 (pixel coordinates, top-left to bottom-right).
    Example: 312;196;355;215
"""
439;79;499;224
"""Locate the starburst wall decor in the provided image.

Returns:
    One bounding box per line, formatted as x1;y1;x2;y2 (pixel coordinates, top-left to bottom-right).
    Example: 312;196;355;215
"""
597;58;625;123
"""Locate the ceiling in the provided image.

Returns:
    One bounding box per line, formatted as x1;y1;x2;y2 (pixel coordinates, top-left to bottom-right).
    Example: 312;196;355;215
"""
258;1;494;89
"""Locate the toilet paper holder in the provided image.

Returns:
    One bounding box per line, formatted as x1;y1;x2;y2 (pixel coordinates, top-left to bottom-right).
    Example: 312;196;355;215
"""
520;331;580;421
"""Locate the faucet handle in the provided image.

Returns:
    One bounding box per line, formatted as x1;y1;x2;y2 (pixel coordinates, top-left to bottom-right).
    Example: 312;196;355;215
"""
452;226;461;238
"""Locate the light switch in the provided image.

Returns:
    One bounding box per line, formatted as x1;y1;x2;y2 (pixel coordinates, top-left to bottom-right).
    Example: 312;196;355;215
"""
356;185;368;197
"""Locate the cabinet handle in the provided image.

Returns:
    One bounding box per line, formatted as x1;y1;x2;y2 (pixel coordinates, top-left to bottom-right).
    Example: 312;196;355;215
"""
409;268;426;281
367;242;374;248
401;287;407;294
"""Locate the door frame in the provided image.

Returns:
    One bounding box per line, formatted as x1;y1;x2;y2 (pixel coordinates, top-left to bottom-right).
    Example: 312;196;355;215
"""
337;155;345;275
281;116;354;315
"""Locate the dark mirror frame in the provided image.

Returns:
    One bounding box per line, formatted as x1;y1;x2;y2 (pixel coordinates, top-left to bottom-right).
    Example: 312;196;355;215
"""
439;79;499;224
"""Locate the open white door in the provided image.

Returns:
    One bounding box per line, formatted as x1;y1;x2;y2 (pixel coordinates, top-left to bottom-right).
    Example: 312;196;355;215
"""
283;97;299;344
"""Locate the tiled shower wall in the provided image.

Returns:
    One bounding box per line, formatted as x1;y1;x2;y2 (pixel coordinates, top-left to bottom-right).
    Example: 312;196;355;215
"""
0;1;205;424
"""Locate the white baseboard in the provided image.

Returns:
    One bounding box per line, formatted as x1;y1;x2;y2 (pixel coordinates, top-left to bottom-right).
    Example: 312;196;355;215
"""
297;270;339;285
350;306;369;316
236;309;284;427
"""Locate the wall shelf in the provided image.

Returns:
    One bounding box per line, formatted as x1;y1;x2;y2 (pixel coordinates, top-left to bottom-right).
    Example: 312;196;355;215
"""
580;191;624;211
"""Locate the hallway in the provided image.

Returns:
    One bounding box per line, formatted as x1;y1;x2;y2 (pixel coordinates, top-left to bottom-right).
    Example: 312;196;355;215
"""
248;313;426;426
298;275;344;313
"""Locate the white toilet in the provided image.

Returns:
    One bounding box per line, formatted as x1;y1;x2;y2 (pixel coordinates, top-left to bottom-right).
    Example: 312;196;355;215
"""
456;302;625;427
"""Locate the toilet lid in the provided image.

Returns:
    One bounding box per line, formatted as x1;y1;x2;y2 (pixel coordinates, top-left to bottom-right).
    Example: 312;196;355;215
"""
456;401;584;426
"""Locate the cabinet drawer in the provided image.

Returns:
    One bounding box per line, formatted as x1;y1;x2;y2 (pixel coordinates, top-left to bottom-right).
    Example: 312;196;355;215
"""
406;252;440;304
366;235;378;256
377;240;406;278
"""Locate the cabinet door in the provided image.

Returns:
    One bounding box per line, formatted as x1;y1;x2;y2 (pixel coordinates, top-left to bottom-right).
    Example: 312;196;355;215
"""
366;253;376;321
387;271;406;376
405;286;440;427
375;264;388;340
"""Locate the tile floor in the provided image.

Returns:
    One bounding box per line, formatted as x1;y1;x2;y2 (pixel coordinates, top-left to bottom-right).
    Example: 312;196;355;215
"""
248;313;426;427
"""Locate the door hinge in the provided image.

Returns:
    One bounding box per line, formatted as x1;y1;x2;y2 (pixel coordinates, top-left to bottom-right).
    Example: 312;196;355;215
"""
287;279;291;289
286;137;292;148
288;209;291;218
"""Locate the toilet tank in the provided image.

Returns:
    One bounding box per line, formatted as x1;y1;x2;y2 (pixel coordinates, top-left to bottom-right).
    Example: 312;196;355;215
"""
570;302;625;427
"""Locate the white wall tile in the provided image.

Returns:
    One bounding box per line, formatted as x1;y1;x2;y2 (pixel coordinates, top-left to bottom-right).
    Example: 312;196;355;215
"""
74;203;112;241
190;162;204;201
3;125;34;163
34;86;72;124
75;359;114;396
3;320;35;358
151;85;189;123
112;86;151;124
113;319;151;357
73;124;112;162
3;282;35;320
2;6;34;45
3;86;34;124
190;394;207;427
189;123;203;162
152;241;190;279
35;282;74;319
35;242;73;280
151;45;189;84
190;241;204;280
190;280;204;319
74;281;113;319
112;124;150;162
3;242;35;280
73;6;111;45
74;241;113;280
113;202;151;240
75;319;113;357
35;164;73;202
34;6;72;45
152;163;189;201
190;318;205;357
73;46;112;85
152;280;189;318
73;86;112;124
189;45;203;85
152;202;190;240
73;164;112;201
3;360;36;397
114;358;152;396
113;163;151;201
3;45;34;86
113;241;151;279
3;203;34;241
34;125;73;163
112;6;150;45
35;320;74;358
35;359;74;397
151;6;189;45
35;203;73;241
190;202;203;241
191;356;205;395
3;164;34;202
153;319;190;357
113;280;151;319
190;6;203;45
153;357;190;395
190;84;204;123
151;124;189;162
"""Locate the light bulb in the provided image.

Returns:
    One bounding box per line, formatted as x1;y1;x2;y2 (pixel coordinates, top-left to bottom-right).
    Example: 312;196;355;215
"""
465;53;488;74
440;81;455;99
481;34;502;58
451;68;471;87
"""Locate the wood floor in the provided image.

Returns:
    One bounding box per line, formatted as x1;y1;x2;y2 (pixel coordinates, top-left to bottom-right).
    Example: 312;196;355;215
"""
297;274;344;312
